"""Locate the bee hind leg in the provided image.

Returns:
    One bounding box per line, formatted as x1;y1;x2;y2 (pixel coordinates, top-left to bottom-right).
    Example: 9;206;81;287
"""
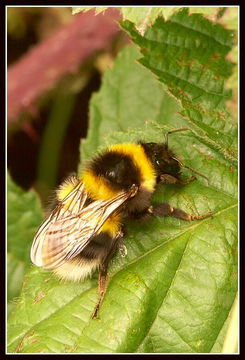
91;263;108;319
91;232;124;319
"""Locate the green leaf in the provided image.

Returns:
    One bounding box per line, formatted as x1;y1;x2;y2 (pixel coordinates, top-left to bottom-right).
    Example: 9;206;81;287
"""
8;15;237;352
80;46;180;166
120;8;237;163
7;173;43;316
7;254;25;305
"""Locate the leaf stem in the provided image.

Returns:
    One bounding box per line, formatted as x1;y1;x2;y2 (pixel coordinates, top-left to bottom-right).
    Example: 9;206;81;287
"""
35;89;75;203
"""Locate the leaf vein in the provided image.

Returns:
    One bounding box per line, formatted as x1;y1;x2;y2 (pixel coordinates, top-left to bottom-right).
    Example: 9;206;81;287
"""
158;315;197;352
168;18;231;48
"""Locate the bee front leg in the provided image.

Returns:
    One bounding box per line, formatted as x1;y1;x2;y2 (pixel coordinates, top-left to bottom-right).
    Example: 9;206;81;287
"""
91;231;124;319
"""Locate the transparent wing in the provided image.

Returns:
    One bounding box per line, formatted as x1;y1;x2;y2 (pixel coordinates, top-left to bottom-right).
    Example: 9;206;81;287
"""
31;181;138;270
31;180;87;267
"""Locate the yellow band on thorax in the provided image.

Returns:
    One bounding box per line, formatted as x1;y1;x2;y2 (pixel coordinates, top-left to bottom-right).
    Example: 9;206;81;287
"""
82;170;119;200
108;143;156;192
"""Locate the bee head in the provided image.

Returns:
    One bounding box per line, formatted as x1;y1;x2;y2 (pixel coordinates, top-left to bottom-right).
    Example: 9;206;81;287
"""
140;128;209;182
140;142;181;178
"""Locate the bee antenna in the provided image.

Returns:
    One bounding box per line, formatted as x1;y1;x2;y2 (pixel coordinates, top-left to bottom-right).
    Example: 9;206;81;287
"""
165;128;190;148
171;157;209;182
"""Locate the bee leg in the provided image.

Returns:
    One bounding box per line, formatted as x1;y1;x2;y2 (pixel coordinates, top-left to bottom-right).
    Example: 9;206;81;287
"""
170;208;213;221
91;233;124;319
176;176;197;185
91;263;108;319
150;203;212;221
132;204;173;222
176;176;197;186
160;174;196;185
148;203;174;217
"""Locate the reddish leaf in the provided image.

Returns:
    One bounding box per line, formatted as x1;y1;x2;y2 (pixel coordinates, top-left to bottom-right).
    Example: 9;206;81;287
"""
8;8;121;123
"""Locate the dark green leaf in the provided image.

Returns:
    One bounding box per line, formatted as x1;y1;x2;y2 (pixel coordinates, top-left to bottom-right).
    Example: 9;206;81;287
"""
7;173;43;316
120;9;237;163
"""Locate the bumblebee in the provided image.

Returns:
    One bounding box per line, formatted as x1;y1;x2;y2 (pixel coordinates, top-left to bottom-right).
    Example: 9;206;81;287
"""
31;128;211;318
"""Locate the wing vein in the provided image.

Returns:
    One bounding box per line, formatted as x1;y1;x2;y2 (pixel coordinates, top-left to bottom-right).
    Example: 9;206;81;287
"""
30;180;137;269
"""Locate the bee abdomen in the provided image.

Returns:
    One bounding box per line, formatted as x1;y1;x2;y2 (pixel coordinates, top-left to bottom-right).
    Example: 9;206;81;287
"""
53;257;99;282
80;232;116;261
53;232;116;282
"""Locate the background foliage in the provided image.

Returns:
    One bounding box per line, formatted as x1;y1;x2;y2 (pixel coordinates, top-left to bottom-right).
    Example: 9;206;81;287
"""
7;173;43;316
7;7;238;354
